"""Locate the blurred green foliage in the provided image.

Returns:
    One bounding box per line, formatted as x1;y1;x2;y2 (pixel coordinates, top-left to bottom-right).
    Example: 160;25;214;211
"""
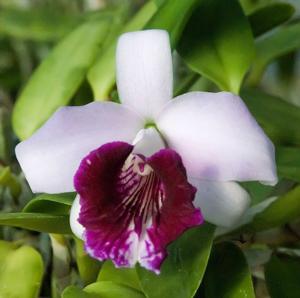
0;0;300;297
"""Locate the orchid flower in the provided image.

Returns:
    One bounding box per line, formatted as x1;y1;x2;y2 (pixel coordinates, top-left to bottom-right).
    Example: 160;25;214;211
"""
15;30;277;274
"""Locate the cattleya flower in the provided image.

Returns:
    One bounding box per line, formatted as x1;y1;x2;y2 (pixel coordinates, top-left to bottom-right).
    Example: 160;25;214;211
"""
16;30;277;274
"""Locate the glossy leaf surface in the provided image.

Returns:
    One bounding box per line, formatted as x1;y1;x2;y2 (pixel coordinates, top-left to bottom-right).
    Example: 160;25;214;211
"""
137;224;215;298
178;0;254;93
203;242;255;298
0;212;71;233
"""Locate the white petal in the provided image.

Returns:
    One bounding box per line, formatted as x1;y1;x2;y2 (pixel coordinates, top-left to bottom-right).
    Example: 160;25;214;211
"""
16;102;143;193
215;196;277;236
116;30;173;120
70;195;85;240
191;179;250;227
157;92;277;185
132;127;165;157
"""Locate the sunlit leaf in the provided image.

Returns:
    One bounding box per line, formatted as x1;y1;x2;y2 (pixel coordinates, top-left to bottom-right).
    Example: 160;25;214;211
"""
265;255;300;298
0;212;71;233
98;260;141;291
248;3;295;37
12;17;110;140
0;241;13;263
0;240;44;298
61;286;90;298
85;281;145;298
241;89;300;146
62;282;145;298
203;242;255;298
137;224;215;298
178;0;254;94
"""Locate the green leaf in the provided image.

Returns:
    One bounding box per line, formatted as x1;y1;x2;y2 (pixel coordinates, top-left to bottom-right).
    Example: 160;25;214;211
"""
88;0;160;99
12;17;110;140
62;286;91;298
247;185;300;231
0;166;22;199
62;282;145;298
85;281;145;298
265;255;300;298
145;0;201;47
88;0;201;99
178;0;254;94
0;240;44;298
75;238;102;285
203;242;255;298
0;108;13;163
0;241;14;263
248;3;295;37
241;181;274;205
0;212;71;234
98;260;141;291
248;22;300;84
0;8;80;41
241;89;300;146
23;193;74;215
137;224;215;298
276;147;300;182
